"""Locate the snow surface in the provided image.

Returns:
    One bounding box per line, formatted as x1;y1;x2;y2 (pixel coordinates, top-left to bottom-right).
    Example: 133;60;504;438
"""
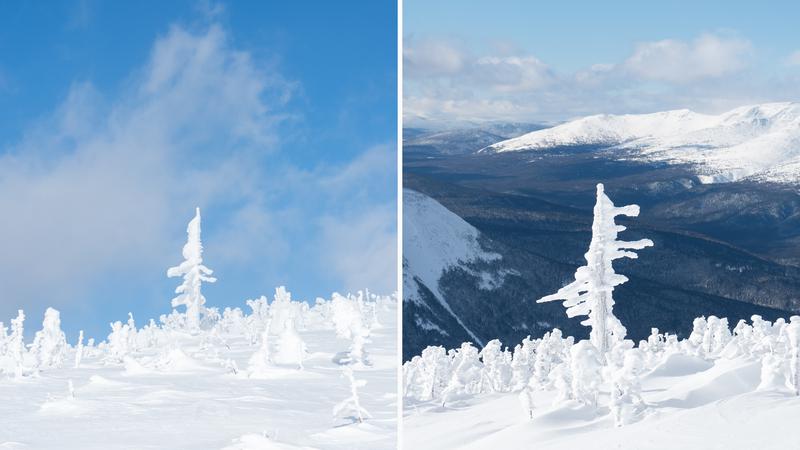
0;297;397;450
484;102;800;184
403;189;501;345
404;350;800;450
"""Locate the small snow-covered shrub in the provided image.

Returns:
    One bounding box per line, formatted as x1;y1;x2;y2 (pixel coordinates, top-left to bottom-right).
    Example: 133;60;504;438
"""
333;366;371;424
272;319;307;369
30;308;68;370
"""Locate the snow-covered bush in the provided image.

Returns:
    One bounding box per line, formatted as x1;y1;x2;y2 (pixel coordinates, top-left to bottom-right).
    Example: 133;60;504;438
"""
272;319;307;369
537;183;653;359
441;342;483;405
479;339;512;393
0;310;27;377
30;308;68;370
331;292;372;366
570;340;602;408
609;348;645;426
167;207;216;331
247;328;272;377
785;316;800;395
269;287;304;335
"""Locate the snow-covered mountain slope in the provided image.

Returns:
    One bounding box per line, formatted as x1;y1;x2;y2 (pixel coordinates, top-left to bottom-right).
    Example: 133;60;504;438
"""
0;292;397;450
403;189;502;346
484;102;800;184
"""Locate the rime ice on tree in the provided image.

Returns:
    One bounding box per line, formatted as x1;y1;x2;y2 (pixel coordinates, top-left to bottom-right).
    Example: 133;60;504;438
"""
333;365;372;424
167;207;217;331
537;183;653;358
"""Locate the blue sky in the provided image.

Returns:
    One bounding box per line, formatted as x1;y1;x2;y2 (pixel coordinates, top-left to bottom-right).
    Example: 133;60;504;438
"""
0;1;397;339
404;0;800;125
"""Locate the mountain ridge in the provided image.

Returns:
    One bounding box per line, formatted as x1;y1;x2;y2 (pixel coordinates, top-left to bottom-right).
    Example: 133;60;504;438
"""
483;102;800;184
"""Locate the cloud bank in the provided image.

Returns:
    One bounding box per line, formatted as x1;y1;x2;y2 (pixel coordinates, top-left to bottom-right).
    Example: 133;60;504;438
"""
405;32;800;125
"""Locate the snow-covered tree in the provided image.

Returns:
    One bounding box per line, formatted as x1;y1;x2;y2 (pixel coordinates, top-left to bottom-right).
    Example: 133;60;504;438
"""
333;365;371;424
74;330;84;368
537;184;653;358
785;316;800;395
549;361;572;404
531;329;570;390
331;293;371;366
247;326;272;377
519;384;536;420
30;307;68;370
419;346;451;401
9;310;26;377
479;339;512;393
570;340;602;407
441;342;483;405
167;207;216;331
272;319;307;369
510;336;536;390
609;348;645;426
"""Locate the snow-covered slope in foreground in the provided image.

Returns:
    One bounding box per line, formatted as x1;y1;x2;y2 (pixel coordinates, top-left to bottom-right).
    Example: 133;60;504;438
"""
0;292;397;450
485;102;800;184
405;353;800;450
403;189;500;344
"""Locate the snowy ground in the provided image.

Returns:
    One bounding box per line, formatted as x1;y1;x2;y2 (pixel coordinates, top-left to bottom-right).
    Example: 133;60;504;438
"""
0;301;397;450
404;352;800;450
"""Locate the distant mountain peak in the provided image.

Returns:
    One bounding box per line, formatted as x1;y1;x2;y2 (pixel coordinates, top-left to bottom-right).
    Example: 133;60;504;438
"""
483;102;800;184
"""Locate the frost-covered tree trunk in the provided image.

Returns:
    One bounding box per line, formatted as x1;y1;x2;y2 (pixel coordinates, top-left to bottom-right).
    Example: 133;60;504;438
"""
537;184;653;359
167;207;216;331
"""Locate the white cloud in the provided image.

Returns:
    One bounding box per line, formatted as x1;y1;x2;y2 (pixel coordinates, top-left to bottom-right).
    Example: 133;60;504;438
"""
785;50;800;67
472;56;553;92
318;206;397;295
404;38;553;93
623;34;752;83
0;23;396;322
404;38;465;77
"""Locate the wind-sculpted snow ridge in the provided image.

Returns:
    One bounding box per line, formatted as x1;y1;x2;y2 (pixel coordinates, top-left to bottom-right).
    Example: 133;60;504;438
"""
0;288;397;449
483;102;800;184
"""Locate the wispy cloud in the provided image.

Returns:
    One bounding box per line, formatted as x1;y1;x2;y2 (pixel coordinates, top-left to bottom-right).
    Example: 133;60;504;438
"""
785;50;800;67
623;34;752;83
404;32;792;125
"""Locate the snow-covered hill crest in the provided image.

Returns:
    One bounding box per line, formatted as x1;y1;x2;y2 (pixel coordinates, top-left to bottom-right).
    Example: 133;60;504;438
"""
484;102;800;184
403;189;503;345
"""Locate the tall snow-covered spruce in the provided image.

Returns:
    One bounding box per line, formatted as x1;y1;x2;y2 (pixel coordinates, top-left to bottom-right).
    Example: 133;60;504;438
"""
537;183;653;358
167;207;217;331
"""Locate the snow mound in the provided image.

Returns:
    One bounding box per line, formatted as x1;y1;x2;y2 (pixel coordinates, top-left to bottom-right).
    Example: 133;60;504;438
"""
646;352;712;378
222;434;317;450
